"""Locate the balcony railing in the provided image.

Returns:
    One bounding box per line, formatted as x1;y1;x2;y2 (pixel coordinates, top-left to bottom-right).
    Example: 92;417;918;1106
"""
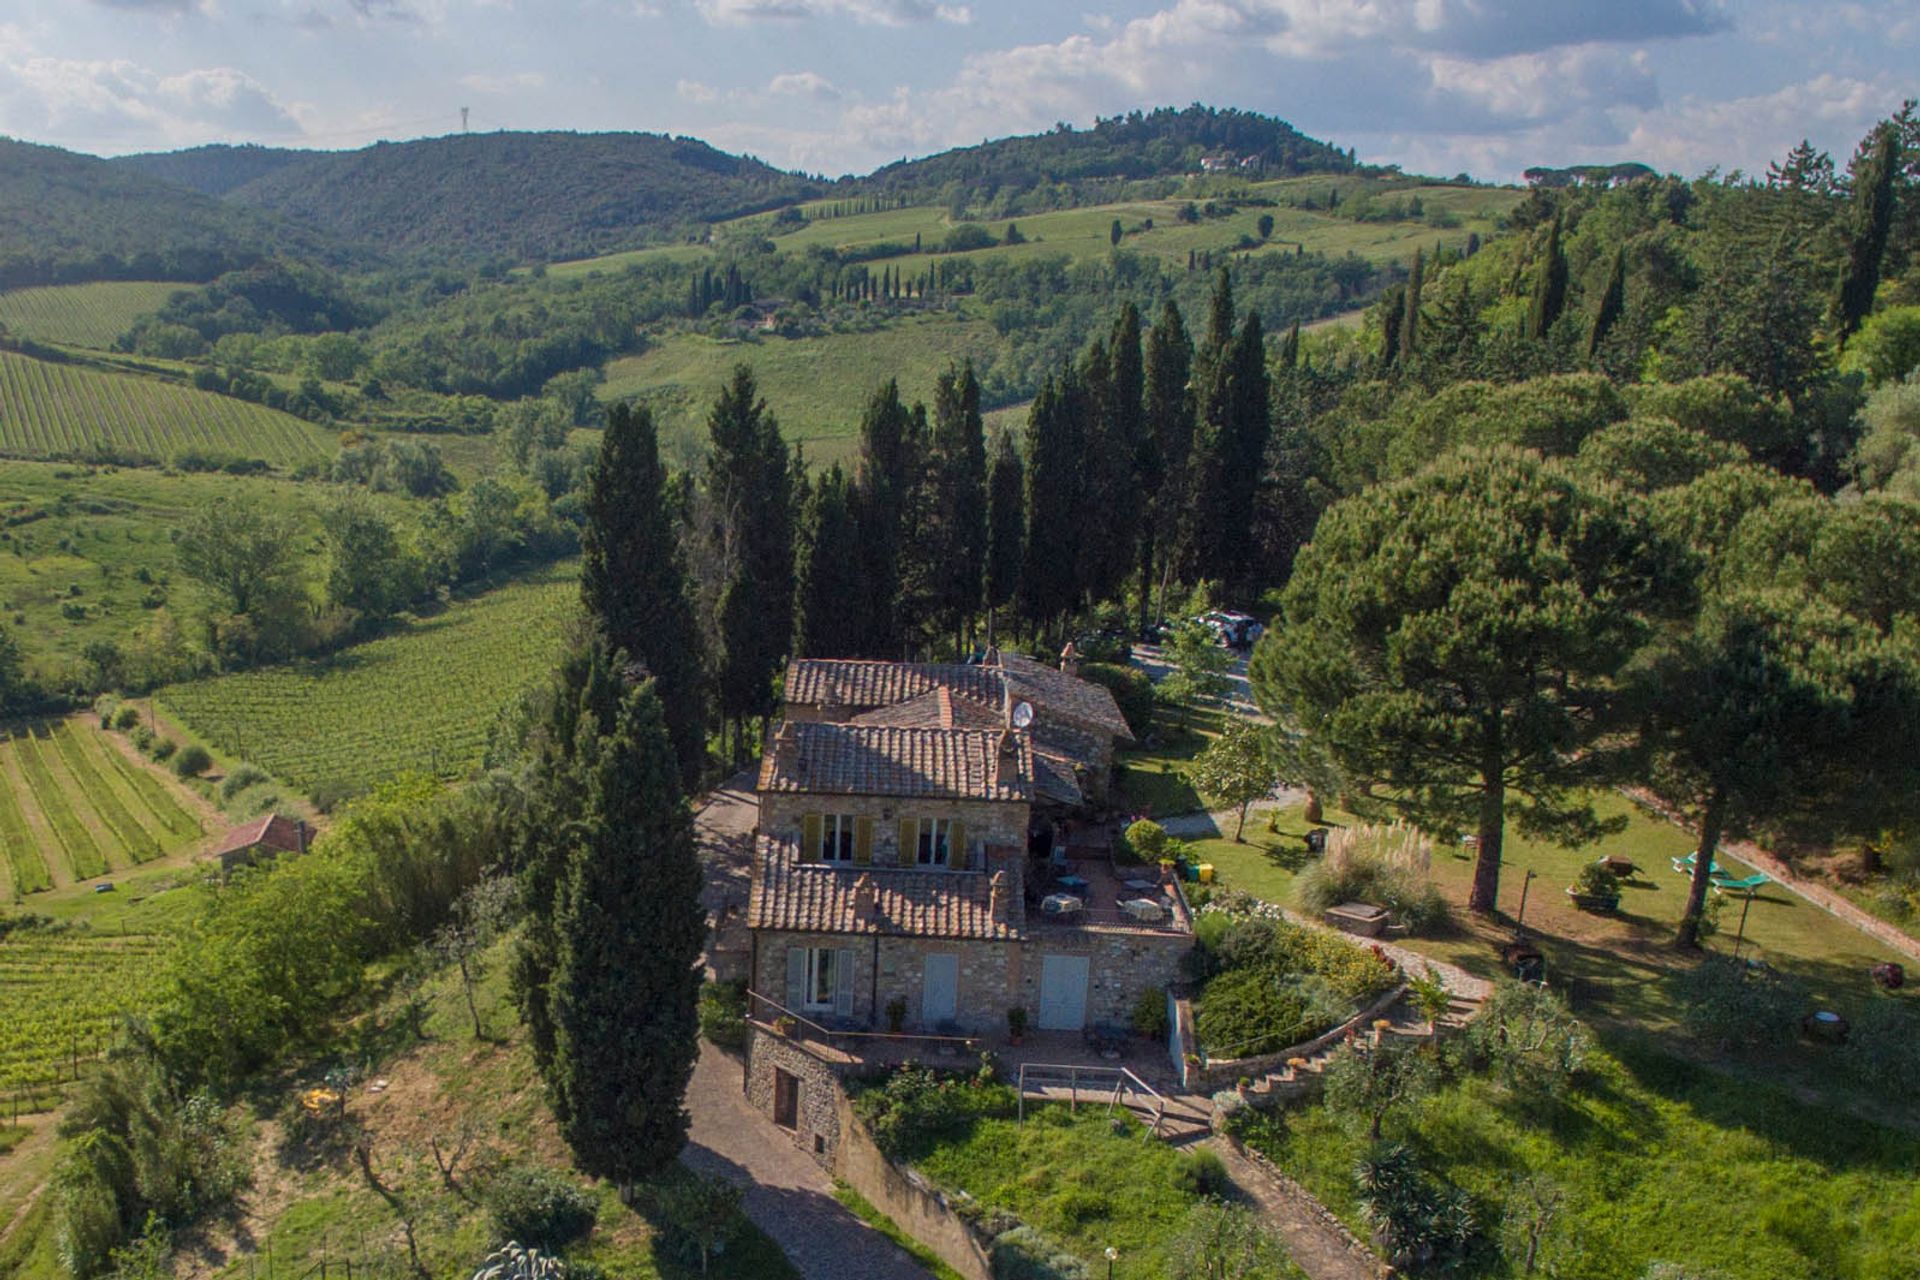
745;989;977;1052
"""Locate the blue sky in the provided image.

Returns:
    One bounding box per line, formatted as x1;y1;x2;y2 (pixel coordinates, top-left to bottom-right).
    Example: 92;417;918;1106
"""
0;1;1911;181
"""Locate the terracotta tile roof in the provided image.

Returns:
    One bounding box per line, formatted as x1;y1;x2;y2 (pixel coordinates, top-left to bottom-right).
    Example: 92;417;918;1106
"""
785;659;1002;712
747;833;1026;939
758;722;1033;801
997;652;1135;741
209;814;307;859
1031;751;1085;807
850;687;1003;731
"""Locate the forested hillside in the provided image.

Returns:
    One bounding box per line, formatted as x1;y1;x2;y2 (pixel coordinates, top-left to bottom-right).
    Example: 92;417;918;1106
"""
0;138;320;288
112;142;313;197
199;131;822;262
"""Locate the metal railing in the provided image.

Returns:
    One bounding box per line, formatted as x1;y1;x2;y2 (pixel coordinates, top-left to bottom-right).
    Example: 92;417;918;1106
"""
745;990;977;1051
1015;1061;1168;1135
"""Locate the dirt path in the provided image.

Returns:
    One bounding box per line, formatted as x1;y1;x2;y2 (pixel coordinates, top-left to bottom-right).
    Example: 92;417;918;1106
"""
681;1047;932;1280
0;1112;59;1253
1207;1137;1385;1280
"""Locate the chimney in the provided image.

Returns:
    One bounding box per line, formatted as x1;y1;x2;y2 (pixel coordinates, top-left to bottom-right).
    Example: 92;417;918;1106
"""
994;729;1021;789
853;874;878;922
989;869;1010;923
774;721;799;773
1059;640;1081;676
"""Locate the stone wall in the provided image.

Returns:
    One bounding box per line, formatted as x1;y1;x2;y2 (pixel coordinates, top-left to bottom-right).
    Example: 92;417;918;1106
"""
744;1025;844;1170
833;1092;996;1280
1012;929;1190;1029
759;792;1029;868
1191;981;1408;1094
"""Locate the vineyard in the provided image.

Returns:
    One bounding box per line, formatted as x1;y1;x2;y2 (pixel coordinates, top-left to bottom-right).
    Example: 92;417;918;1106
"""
0;281;185;349
0;925;171;1105
0;348;335;466
0;718;205;898
161;565;580;795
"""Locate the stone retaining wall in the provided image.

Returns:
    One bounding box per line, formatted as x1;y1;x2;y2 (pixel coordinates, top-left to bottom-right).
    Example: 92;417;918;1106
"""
1192;982;1408;1095
833;1092;996;1280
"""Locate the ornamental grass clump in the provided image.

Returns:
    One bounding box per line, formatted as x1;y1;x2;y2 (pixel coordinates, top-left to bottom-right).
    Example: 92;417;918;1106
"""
1298;822;1449;933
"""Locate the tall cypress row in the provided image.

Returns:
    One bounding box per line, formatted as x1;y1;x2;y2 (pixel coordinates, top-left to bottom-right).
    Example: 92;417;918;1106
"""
1588;245;1626;360
983;428;1024;645
851;380;916;656
1528;214;1569;341
1141;301;1194;628
1399;250;1424;359
580;402;707;791
794;465;864;657
1833;121;1900;341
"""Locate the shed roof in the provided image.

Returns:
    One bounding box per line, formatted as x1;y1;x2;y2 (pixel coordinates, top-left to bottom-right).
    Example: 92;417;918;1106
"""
209;813;306;860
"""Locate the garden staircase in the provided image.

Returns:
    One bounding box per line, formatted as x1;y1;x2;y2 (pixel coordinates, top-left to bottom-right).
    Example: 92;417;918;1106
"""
1242;986;1481;1103
1014;1062;1213;1143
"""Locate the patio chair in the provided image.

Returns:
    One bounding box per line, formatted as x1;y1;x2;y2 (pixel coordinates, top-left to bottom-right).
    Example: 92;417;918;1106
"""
1710;872;1770;897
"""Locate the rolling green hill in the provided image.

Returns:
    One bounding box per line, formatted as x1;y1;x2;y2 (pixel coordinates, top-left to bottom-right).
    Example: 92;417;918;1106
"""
111;143;313;197
0;282;186;350
0;348;336;466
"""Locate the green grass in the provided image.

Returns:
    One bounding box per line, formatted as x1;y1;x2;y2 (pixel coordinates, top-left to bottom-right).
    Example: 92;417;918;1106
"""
160;564;580;796
0;719;202;896
903;1099;1220;1278
599;315;1003;465
0;348;337;466
0;282;186;349
831;1183;969;1280
1242;1040;1920;1280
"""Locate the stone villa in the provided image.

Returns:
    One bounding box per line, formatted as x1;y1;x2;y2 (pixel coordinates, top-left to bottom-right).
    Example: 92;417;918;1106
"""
741;650;1195;1161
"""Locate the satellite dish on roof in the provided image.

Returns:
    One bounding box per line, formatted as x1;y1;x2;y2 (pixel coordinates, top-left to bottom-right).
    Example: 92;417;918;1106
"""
1011;701;1035;729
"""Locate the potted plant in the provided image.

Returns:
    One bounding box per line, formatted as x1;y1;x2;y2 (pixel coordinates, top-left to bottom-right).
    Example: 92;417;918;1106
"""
1566;862;1622;913
1006;1005;1029;1045
772;1014;798;1037
1235;1076;1252;1098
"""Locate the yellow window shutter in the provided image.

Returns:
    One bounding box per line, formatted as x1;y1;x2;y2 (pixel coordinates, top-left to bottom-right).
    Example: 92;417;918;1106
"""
854;816;873;864
898;818;914;864
951;819;967;866
801;813;821;862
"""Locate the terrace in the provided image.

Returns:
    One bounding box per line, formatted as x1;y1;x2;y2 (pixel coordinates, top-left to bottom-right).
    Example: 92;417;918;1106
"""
1026;849;1195;936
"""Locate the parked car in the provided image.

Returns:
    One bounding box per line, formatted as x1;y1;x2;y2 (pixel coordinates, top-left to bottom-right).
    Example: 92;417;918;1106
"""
1196;610;1264;650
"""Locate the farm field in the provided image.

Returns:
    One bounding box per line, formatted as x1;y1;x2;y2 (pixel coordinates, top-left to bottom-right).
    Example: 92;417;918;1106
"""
0;717;204;897
0;348;335;466
160;563;580;796
599;314;1002;463
0;281;185;350
0;461;337;678
0;928;171;1101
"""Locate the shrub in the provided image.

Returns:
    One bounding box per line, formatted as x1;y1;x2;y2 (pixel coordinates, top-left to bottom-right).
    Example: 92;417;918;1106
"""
1571;863;1621;898
1171;1147;1232;1198
1353;1142;1475;1269
485;1165;597;1250
309;777;370;815
698;980;748;1052
1049;1188;1109;1224
149;737;175;761
1194;968;1309;1058
1297;822;1448;933
1130;987;1169;1040
1079;661;1153;734
853;1064;1013;1157
173;744;211;778
1676;956;1809;1053
113;706;141;732
990;1225;1091;1280
220;764;270;803
1462;981;1590;1096
1121;819;1170;865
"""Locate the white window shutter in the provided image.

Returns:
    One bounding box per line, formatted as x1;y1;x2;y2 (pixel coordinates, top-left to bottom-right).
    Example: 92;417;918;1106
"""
834;947;856;1018
786;946;807;1010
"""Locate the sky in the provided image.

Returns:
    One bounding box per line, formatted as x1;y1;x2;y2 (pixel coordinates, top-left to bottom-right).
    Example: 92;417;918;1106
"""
0;0;1911;182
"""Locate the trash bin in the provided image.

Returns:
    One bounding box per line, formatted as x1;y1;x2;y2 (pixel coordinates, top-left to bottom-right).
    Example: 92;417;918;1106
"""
1197;863;1215;884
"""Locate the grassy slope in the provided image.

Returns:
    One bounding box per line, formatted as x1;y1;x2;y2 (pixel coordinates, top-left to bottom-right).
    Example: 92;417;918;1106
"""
599;316;1002;466
0;349;335;465
159;563;579;795
0;462;333;679
0;282;185;349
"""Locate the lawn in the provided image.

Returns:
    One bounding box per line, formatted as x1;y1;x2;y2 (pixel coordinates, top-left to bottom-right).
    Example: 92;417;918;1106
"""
160;563;580;797
598;315;1003;466
1241;1040;1920;1280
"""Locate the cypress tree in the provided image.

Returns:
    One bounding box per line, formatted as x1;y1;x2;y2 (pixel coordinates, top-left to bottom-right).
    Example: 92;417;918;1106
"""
1189;312;1270;589
1379;287;1405;370
545;664;705;1189
1110;218;1124;247
1588;245;1626;360
1399;250;1424;358
705;366;792;760
1833;121;1900;341
581;402;707;790
1018;372;1086;635
1142;301;1194;627
1527;214;1569;341
926;362;988;650
1278;321;1300;370
851;380;916;655
1075;337;1114;606
1100;303;1146;608
793;465;864;657
983;429;1024;644
1204;267;1235;368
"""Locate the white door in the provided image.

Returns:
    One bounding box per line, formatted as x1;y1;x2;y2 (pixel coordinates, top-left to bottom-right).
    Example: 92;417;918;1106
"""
1037;954;1090;1031
922;953;959;1028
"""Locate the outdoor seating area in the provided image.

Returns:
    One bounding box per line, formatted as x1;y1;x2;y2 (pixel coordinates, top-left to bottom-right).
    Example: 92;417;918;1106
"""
1669;852;1772;897
1027;851;1193;932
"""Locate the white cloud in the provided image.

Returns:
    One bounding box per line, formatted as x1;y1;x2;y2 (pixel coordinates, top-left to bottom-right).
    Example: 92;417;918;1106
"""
459;70;546;93
696;0;968;26
675;78;718;104
766;70;839;101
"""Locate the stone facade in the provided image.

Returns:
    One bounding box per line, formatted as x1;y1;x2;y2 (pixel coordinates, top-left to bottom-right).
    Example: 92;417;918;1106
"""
743;1026;844;1170
753;925;1189;1036
759;792;1029;869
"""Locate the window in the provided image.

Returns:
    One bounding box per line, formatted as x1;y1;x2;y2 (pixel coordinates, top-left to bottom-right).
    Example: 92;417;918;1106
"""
916;818;953;867
819;813;855;862
804;947;839;1011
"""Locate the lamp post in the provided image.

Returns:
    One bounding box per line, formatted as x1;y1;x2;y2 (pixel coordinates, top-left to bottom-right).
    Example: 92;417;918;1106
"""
1105;1246;1118;1280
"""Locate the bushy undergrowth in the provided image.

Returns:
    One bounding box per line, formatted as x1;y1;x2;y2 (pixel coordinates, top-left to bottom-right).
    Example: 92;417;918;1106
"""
485;1164;599;1250
1190;900;1397;1058
1297;822;1449;934
1675;956;1810;1054
698;979;748;1051
852;1062;1014;1158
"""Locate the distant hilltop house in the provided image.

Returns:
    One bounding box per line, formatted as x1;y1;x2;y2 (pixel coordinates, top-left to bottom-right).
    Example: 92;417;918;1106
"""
207;813;310;874
741;649;1192;1162
1199;153;1264;173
